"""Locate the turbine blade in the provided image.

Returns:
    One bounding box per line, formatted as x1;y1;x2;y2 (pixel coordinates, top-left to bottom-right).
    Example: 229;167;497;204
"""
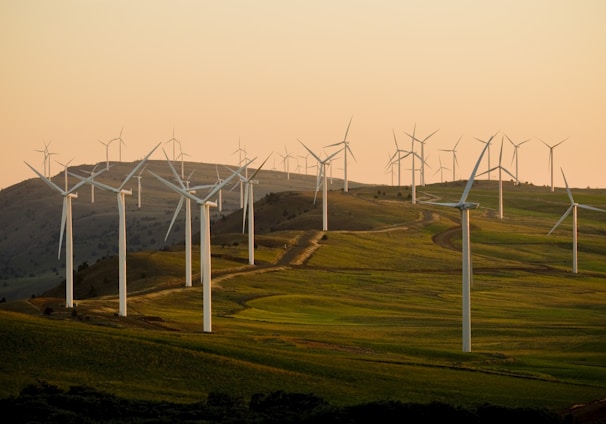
578;204;606;213
119;142;161;191
343;115;353;141
548;205;573;235
24;161;64;194
165;196;185;241
149;170;200;203
163;148;185;189
459;133;494;204
58;197;67;259
248;153;271;181
560;168;575;205
418;200;460;208
205;157;256;201
242;185;249;233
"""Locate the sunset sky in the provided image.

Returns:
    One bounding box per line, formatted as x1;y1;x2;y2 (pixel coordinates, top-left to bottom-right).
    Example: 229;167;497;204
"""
1;0;605;192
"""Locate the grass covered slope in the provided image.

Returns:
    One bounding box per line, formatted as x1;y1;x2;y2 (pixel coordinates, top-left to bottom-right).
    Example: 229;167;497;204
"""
0;181;605;416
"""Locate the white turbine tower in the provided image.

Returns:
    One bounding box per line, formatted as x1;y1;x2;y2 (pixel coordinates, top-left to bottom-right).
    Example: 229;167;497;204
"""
232;139;247;208
135;165;147;209
34;141;56;178
240;155;270;265
504;133;530;185
548;168;606;274
298;139;340;232
215;165;224;212
477;137;518;220
421;132;495;352
84;164;100;203
110;127;126;162
539;137;568;192
325;116;356;192
98;138;113;170
439;136;462;182
150;159;254;333
162;152;205;289
71;143;161;317
25;162;105;308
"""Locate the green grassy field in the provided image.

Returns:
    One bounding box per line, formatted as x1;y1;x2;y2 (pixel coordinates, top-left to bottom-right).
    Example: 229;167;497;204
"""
1;181;605;415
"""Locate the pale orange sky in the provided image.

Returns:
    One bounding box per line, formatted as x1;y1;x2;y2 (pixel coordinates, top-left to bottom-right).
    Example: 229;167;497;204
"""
1;0;605;191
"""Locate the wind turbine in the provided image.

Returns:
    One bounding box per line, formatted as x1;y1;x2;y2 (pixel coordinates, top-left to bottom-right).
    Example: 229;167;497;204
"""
214;165;224;212
279;145;295;180
298;139;340;232
239;155;271;265
405;125;436;203
98;138;113;170
25;162;106;308
548;168;606;274
389;129;411;187
232;139;247;207
474;134;495;181
539;137;568;192
407;126;439;187
71;143;161;317
110;127;126;162
420;132;496;352
433;156;450;183
325;116;356;192
34;141;55;178
504;133;530;185
55;157;76;191
150;158;254;332
84;164;100;203
439;136;462;182
477;137;518;219
165;128;181;161
162;152;204;289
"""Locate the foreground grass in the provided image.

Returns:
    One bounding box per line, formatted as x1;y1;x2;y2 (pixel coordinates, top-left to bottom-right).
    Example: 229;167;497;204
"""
1;182;605;415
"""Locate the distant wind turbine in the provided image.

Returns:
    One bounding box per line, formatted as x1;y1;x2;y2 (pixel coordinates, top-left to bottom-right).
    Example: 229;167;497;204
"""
539;137;568;192
433;156;450;183
475;133;498;181
325;116;356;192
239;155;271;265
298;139;340;232
25;161;106;308
165;128;181;161
135;165;147;208
389;129;411;187
150;158;254;332
71;143;161;317
477;137;518;219
110;127;126;162
232;138;247;207
98;138;113;170
421;131;496;352
439;136;462;182
504;133;530;185
548;168;606;274
279;145;295;180
407;126;439;187
55;157;76;191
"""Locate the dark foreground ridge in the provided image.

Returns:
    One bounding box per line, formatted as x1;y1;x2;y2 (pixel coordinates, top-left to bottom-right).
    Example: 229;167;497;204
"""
1;381;592;424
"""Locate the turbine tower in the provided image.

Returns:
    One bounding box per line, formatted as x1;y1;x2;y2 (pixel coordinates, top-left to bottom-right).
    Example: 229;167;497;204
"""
71;143;161;317
325;116;356;192
163;152;206;289
389;129;411;187
548;168;606;274
433;156;450;184
239;155;270;265
298;139;340;232
279;145;295;180
150;159;254;332
439;136;462;182
474;133;496;181
539;137;568;192
232;138;247;208
25;162;105;308
421;131;496;352
477;137;518;219
504;133;530;185
55;157;75;191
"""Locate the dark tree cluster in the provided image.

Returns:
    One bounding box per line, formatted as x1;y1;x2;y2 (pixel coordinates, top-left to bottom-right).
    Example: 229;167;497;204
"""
0;381;568;424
